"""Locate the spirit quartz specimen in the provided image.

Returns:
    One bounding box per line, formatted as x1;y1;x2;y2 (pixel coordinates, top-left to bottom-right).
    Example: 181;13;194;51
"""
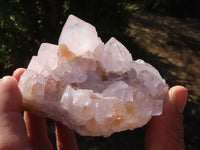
18;15;169;137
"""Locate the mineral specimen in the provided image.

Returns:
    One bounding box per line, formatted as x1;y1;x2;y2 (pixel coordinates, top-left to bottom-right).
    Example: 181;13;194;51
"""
18;15;168;137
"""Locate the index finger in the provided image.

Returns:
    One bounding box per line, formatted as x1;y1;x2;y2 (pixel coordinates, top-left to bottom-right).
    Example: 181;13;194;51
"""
12;68;26;82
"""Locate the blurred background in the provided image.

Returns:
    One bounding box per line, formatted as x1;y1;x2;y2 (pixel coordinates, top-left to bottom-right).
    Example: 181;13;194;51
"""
0;0;200;149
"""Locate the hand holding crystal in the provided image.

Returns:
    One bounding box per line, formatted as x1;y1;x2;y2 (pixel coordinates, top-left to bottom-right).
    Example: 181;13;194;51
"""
0;68;187;150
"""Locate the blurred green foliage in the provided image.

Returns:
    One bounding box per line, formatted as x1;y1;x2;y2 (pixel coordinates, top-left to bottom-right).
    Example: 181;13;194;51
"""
0;0;52;75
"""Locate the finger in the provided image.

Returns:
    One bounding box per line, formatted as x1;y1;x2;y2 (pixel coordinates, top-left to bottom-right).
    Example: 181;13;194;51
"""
145;86;187;150
55;122;79;150
12;68;26;82
13;68;53;149
24;112;54;150
0;76;31;150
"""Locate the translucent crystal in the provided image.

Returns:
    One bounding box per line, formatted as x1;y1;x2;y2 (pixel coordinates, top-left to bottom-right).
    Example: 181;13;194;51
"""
18;14;169;137
59;15;103;55
94;37;132;74
102;81;133;102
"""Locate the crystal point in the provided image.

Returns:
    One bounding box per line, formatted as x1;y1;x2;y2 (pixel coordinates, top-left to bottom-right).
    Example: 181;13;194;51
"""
59;15;102;55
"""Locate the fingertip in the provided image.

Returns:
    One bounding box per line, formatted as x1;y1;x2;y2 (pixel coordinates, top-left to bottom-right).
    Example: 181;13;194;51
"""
0;76;22;113
2;76;18;84
13;68;26;82
145;85;186;149
168;85;187;100
169;85;188;113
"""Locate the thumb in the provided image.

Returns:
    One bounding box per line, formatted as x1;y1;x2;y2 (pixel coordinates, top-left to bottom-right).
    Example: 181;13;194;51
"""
0;76;31;150
145;86;187;150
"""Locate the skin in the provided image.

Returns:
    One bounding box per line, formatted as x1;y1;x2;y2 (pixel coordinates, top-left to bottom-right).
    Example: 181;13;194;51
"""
0;68;187;150
145;85;187;150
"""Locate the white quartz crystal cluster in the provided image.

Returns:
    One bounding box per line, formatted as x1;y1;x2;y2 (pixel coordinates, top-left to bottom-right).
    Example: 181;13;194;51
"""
18;15;168;137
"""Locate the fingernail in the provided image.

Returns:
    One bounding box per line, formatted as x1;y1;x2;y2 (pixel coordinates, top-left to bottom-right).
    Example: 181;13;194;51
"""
176;90;188;113
2;76;9;82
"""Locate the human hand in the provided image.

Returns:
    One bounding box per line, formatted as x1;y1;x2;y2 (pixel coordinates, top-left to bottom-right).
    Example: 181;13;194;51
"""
0;68;79;150
145;85;188;150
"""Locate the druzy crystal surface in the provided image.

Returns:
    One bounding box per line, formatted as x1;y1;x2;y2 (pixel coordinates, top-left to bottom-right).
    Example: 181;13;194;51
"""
18;15;168;137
